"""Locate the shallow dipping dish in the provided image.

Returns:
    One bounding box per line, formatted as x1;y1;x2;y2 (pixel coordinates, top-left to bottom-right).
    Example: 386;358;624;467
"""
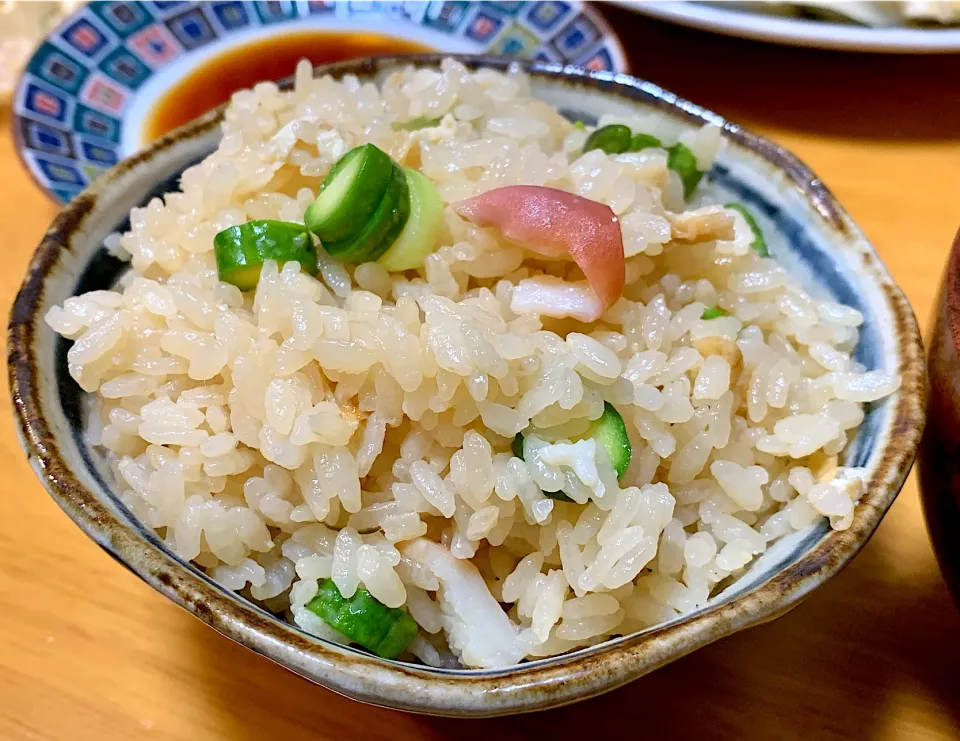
9;55;925;716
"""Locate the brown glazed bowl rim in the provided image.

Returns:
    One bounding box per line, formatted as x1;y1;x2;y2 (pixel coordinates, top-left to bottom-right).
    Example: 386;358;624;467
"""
8;54;926;716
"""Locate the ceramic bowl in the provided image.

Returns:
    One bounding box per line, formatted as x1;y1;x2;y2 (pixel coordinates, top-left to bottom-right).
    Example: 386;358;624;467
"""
616;1;960;54
8;54;925;717
919;229;960;606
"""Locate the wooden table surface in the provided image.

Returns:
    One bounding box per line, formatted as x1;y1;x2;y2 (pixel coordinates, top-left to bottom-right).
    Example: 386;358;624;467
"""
3;10;960;740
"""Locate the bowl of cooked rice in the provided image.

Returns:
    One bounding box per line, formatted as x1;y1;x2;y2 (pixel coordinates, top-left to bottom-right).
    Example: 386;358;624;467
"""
9;54;925;716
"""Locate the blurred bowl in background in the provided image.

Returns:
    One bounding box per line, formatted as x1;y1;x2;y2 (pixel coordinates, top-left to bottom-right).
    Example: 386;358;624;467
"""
919;228;960;607
10;0;626;203
615;0;960;52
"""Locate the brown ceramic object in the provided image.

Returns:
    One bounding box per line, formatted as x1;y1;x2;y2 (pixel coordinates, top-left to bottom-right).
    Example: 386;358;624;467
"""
919;229;960;605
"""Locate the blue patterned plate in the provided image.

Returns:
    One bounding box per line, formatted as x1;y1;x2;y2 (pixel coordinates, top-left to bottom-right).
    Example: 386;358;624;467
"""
12;1;626;204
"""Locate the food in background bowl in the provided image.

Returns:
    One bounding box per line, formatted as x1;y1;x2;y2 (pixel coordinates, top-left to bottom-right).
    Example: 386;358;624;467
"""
0;1;79;99
720;1;960;26
45;59;900;669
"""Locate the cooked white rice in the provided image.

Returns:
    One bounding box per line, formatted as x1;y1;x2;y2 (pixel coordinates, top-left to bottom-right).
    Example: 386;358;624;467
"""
46;59;900;669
